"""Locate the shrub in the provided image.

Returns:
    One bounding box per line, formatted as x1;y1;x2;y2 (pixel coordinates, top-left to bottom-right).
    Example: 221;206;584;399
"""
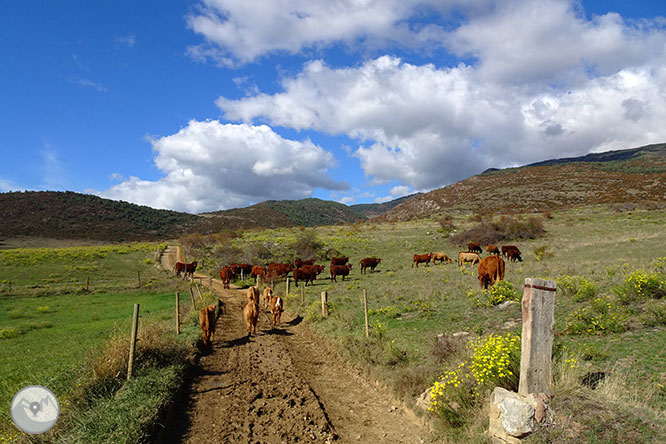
533;245;553;261
449;216;546;246
429;333;521;425
556;275;597;301
643;301;666;327
566;296;628;335
615;269;666;303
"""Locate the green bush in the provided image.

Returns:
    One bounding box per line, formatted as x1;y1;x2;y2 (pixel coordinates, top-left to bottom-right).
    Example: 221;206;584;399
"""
556;275;598;301
566;296;628;335
615;269;666;303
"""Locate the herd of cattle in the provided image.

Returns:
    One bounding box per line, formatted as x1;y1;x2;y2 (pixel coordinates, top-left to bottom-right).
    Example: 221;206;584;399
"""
180;242;524;343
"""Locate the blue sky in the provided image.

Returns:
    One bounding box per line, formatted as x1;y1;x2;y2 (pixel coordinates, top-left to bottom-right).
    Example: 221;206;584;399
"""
1;1;665;213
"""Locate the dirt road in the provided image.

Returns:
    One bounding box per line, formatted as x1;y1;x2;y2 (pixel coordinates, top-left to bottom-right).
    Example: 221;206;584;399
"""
160;248;433;443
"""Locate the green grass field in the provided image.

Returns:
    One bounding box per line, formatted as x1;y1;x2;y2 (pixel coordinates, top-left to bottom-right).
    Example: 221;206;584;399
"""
0;245;209;443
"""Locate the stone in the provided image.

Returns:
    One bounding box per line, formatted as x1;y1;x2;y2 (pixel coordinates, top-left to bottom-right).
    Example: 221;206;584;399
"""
415;388;432;411
489;388;536;443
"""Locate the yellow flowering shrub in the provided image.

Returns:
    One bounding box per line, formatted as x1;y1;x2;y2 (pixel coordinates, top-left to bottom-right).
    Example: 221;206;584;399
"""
566;296;627;335
429;332;521;424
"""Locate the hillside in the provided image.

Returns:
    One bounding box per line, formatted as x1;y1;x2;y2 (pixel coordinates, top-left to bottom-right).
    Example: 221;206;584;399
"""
376;143;666;221
0;191;199;242
350;193;421;218
197;198;366;233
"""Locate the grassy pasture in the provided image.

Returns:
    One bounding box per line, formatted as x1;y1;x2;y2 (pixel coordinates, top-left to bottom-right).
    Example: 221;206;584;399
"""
196;205;666;442
0;244;206;443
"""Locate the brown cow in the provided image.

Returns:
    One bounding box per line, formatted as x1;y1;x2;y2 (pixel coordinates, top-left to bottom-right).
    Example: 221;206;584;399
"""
431;252;452;264
467;242;482;254
486;245;500;256
173;262;186;277
250;265;267;279
458;251;481;266
267;262;294;279
199;304;217;346
219;265;235;289
269;294;284;327
243;286;260;336
293;258;315;268
185;261;198;279
478;255;505;289
360;257;381;274
331;256;349;266
501;245;521;258
293;267;321;286
506;250;523;262
330;264;353;282
412;253;432;267
230;263;253;277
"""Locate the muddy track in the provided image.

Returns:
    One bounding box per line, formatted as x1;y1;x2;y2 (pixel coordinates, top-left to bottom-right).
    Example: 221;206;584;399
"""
160;248;433;443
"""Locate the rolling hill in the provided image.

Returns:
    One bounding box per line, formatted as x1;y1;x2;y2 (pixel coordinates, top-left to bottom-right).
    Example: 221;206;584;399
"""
375;143;666;221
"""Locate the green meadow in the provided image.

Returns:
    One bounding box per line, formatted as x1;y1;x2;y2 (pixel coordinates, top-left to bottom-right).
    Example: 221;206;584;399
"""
0;244;208;443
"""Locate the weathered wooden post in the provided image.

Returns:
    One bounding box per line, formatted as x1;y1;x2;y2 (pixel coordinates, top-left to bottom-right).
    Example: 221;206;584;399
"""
301;283;305;304
190;287;197;310
519;278;557;396
286;277;290;297
363;289;369;338
256;276;259;288
321;291;328;317
137;270;141;286
175;292;181;334
127;304;140;380
86;276;90;292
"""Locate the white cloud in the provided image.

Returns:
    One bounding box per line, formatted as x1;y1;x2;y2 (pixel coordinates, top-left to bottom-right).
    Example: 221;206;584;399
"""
215;1;666;192
67;76;107;92
40;145;66;190
185;0;477;66
115;33;136;48
100;120;348;213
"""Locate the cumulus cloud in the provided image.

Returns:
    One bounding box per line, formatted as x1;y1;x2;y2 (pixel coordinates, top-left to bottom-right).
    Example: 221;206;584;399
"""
215;1;666;192
100;120;348;213
185;0;478;66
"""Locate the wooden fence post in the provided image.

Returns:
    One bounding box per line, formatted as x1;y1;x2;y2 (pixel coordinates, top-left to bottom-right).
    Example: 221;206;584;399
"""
301;283;305;304
175;292;181;334
190;287;197;310
286;278;290;297
363;289;369;338
137;270;141;286
209;278;213;293
86;276;90;292
321;291;328;317
519;278;557;396
127;304;140;380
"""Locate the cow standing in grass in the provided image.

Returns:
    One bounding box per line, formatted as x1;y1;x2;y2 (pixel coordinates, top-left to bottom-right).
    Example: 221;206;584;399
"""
478;256;505;289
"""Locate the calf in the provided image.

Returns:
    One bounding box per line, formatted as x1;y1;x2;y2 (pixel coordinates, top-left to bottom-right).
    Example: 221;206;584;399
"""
431;252;452;264
507;250;523;262
199;304;217;346
412;253;432;267
478;255;505;289
219;265;235;289
262;286;273;308
458;251;481;266
243;286;260;337
269;294;284;327
330;264;353;282
360;257;381;274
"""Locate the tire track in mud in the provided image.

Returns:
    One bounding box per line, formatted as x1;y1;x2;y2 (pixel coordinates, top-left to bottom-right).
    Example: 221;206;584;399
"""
159;249;432;443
